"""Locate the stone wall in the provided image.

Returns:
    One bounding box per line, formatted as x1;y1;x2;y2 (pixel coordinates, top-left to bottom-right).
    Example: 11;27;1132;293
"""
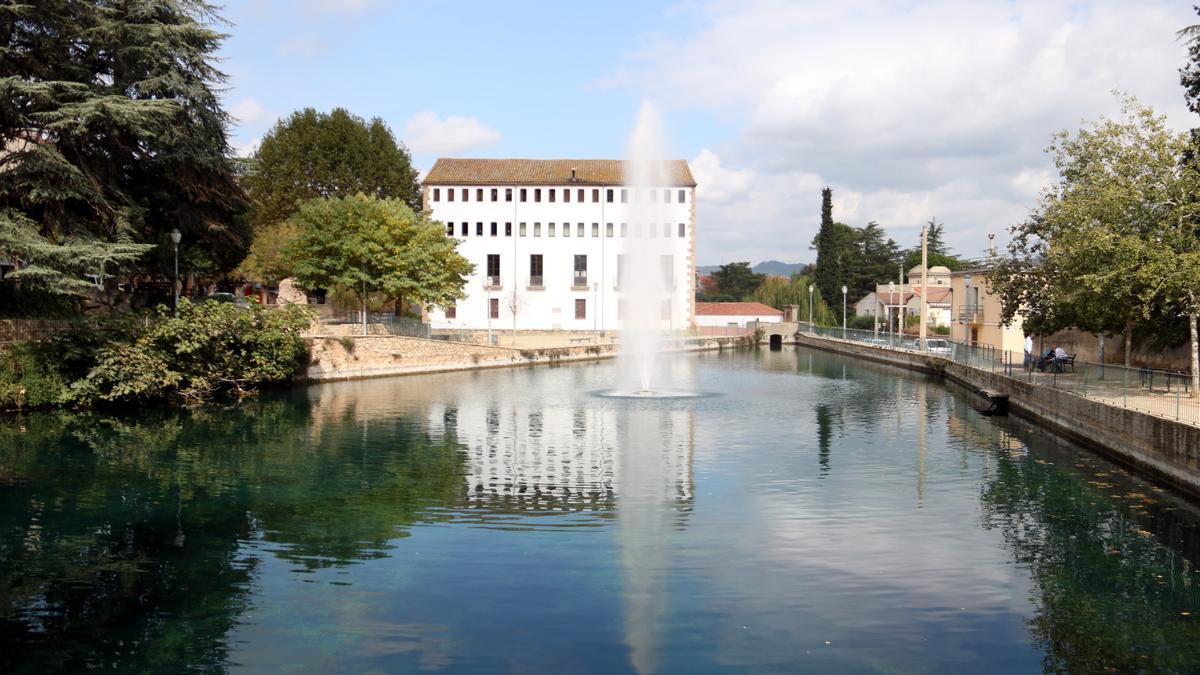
1041;327;1191;371
792;332;1200;497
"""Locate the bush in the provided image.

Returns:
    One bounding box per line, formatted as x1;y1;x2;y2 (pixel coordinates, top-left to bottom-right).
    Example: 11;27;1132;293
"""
849;315;876;330
70;300;315;406
0;342;68;409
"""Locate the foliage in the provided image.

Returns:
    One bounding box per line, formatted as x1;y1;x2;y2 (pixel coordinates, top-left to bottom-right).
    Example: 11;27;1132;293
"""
810;189;906;303
70;300;315;405
0;342;68;409
990;95;1200;357
711;261;765;300
243;108;422;232
848;221;902;300
0;0;248;296
751;274;837;325
236;220;301;285
284;194;473;312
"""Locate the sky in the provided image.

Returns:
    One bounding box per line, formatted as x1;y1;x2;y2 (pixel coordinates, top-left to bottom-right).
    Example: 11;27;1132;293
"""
219;0;1199;266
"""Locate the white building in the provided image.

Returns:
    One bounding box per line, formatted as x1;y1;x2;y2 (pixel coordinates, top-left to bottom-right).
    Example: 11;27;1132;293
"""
423;159;697;331
694;302;783;328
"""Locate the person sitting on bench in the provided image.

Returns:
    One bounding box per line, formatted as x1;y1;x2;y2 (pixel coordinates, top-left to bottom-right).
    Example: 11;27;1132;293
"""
1052;345;1069;372
1037;346;1056;372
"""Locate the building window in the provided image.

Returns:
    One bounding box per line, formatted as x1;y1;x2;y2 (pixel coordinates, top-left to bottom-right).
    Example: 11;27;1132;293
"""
446;305;456;319
530;254;543;286
563;188;570;203
678;222;686;238
574;254;587;287
577;222;584;237
487;254;500;284
578;188;585;202
491;188;498;201
660;255;674;289
549;189;556;203
592;223;599;237
520;188;527;202
433;188;440;201
563;221;570;237
476;188;483;201
678;189;686;203
534;222;541;237
461;188;468;202
448;189;454;202
489;298;499;319
606;222;613;237
620;189;628;203
505;222;512;236
663;223;671;238
506;188;513;202
549;223;555;237
490;222;498;236
535;188;542;202
520;222;527;236
575;298;586;320
476;222;483;236
593;189;600;203
664;189;671;203
617;254;626;289
461;222;468;236
606;189;614;203
446;222;454;236
621;223;628;237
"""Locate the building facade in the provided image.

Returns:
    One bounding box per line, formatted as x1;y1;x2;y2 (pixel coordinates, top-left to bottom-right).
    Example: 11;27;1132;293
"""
950;268;1025;352
694;302;783;328
423;159;697;332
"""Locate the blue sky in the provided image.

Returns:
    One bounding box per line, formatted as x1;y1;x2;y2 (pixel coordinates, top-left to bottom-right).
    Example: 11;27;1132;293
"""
219;0;1199;265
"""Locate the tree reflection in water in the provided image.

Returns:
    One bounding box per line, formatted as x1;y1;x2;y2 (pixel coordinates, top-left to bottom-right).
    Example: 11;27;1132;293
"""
0;396;468;674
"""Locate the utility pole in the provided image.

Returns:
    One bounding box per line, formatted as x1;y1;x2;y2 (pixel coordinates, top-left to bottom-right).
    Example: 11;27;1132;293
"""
919;223;928;351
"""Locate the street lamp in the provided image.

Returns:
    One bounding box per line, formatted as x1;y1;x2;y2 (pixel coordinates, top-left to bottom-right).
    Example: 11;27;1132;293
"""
169;228;181;315
808;284;814;333
841;285;848;339
963;273;973;346
592;281;599;338
887;281;896;344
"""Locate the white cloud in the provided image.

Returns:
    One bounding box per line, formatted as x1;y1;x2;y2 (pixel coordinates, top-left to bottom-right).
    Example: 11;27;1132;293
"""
691;149;755;204
229;98;267;126
619;0;1197;264
277;35;328;58
403;111;502;156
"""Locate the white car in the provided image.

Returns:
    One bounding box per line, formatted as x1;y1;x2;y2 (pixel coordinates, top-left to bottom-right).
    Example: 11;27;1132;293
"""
924;339;951;355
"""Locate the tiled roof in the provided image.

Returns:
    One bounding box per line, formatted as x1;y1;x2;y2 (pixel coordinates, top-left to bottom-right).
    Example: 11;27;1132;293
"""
695;302;783;317
910;287;953;303
424;158;696;187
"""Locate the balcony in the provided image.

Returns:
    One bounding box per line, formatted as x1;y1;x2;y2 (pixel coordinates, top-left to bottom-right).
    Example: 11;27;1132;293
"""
957;304;984;323
528;275;544;290
483;275;501;290
572;273;588;290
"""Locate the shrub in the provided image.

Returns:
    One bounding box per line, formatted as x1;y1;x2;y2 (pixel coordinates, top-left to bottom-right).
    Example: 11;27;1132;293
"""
0;341;68;409
849;315;876;330
70;300;315;406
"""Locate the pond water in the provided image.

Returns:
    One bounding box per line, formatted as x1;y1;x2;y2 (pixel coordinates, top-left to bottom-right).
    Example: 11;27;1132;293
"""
4;347;1200;673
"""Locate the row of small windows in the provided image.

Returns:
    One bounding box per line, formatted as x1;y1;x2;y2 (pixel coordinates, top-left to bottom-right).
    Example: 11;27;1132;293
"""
445;221;688;239
476;253;674;291
447;298;671;321
431;187;688;204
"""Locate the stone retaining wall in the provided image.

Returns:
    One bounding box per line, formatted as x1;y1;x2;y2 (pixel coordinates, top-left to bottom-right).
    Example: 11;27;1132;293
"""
792;332;1200;497
302;334;747;383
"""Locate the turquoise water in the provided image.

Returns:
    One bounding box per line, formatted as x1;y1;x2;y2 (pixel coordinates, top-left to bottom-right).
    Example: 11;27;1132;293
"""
3;347;1200;673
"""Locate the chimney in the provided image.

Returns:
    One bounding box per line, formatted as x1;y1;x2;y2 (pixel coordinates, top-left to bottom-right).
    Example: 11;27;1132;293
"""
570;167;576;182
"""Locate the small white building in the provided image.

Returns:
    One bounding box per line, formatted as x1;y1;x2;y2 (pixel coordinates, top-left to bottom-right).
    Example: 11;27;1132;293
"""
423;158;697;332
694;302;783;328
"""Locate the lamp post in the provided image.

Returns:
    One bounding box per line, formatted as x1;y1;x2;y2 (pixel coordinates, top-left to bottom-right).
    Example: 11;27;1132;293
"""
888;281;896;344
841;285;847;339
169;228;181;315
808;284;814;333
963;273;972;346
592;281;598;338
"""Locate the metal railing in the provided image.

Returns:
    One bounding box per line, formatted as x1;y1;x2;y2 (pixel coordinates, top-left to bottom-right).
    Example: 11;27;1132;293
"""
957;304;984;322
484;275;502;289
573;273;588;288
326;312;431;338
528;275;544;288
799;324;1200;426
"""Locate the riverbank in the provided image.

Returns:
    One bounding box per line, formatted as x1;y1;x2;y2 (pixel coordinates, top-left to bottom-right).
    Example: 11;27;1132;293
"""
300;333;751;383
791;332;1200;498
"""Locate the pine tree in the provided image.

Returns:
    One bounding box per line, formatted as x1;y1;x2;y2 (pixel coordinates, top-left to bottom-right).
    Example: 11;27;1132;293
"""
0;0;248;296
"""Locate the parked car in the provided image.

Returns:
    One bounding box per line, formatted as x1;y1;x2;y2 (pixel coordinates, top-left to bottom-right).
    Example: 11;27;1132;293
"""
924;338;951;355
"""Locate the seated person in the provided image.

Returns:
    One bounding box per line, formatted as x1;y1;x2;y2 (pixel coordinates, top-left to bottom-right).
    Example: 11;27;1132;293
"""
1053;345;1069;371
1037;347;1056;371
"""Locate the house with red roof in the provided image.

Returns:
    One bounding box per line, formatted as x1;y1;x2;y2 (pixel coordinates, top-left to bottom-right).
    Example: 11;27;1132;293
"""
695;302;783;328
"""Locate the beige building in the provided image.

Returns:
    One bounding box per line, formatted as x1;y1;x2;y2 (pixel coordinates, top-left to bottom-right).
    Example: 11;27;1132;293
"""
950;268;1025;353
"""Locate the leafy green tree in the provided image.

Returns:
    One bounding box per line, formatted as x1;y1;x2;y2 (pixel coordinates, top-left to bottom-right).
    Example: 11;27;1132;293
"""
752;274;836;325
244;108;422;231
849;221;901;300
0;0;248;298
285;195;473;326
991;95;1200;390
237;220;302;285
711;261;765;300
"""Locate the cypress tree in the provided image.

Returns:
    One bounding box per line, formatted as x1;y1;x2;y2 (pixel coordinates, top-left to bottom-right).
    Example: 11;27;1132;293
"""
0;0;248;296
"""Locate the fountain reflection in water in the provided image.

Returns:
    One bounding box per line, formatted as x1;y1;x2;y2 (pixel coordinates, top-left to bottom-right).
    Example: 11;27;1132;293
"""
610;102;694;399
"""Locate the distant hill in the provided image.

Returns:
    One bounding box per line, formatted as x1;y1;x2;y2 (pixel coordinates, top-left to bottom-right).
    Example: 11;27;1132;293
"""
696;261;807;276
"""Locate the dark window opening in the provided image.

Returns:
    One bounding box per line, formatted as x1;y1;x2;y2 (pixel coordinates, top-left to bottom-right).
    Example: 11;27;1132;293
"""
476;188;483;201
491;188;498;201
476;222;483;236
575;299;586;320
461;222;468;236
549;189;556;203
433;188;440;201
505;222;512;236
535;188;542;202
489;298;499;319
446;305;456;318
446;222;454;236
506;188;513;202
678;222;686;238
520;188;527;202
678;189;686;203
606;189;614;203
490;222;497;236
461;188;468;201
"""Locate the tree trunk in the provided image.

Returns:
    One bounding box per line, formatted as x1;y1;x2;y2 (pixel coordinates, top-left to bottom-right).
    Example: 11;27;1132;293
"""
1124;319;1132;368
1191;312;1199;399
